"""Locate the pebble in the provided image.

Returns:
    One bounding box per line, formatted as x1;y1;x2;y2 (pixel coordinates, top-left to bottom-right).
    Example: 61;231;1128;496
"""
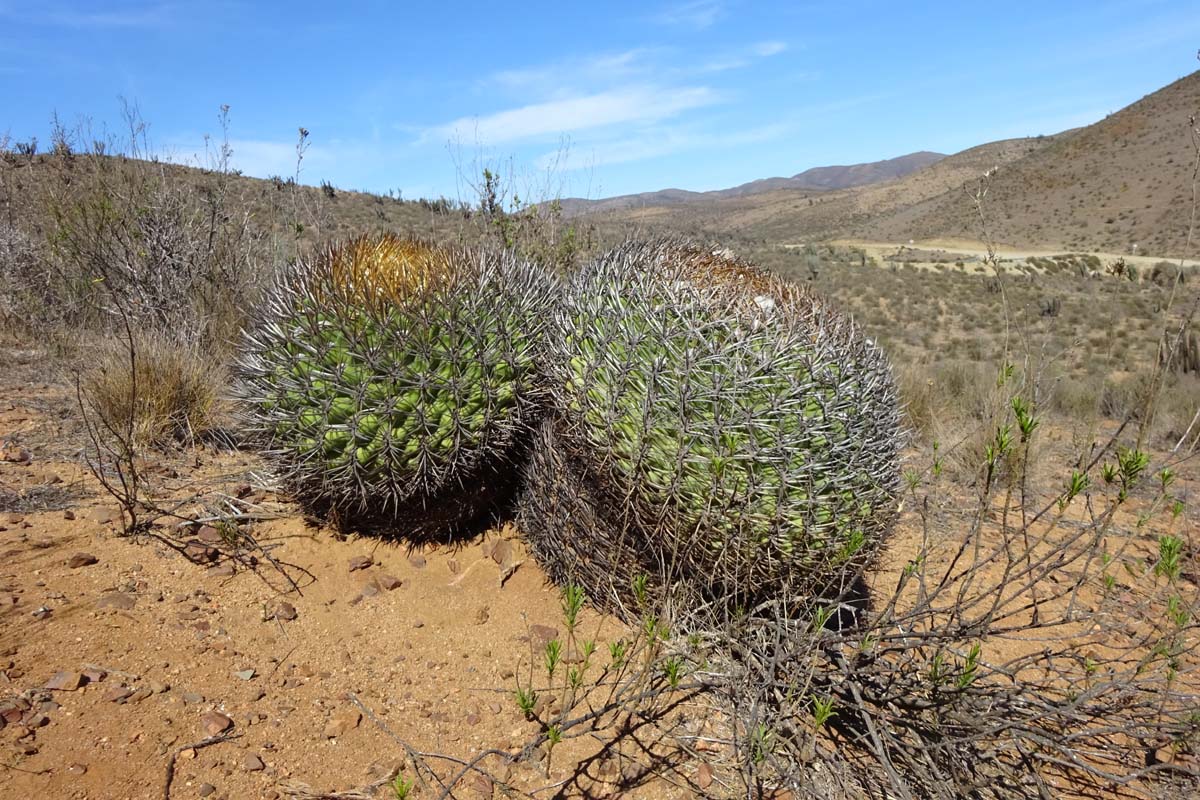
348;555;373;572
200;711;233;735
64;763;87;776
67;552;98;568
241;753;265;772
103;687;134;703
407;553;426;569
198;784;217;797
272;601;298;621
377;574;403;591
44;671;86;691
323;708;362;739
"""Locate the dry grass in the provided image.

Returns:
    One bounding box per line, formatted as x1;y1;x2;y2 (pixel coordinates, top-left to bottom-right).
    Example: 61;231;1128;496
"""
79;332;228;447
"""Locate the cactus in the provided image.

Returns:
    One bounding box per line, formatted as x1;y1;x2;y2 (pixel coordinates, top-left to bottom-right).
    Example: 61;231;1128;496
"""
237;233;554;531
520;240;901;613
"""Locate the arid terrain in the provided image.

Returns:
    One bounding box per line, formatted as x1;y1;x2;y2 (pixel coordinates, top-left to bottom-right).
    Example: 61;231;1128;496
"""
2;65;1200;800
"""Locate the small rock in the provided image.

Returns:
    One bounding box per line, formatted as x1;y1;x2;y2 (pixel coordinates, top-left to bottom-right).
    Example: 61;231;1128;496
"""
128;687;153;703
407;553;426;569
412;619;425;629
45;671;86;691
103;686;134;703
697;762;714;790
180;692;205;705
184;542;220;563
64;763;87;776
96;592;137;611
360;583;379;598
62;510;76;521
272;601;298;621
1;446;31;464
198;784;217;797
377;574;403;591
489;539;513;566
348;555;373;572
447;558;460;574
323;708;362;739
241;753;265;772
196;526;224;545
474;606;490;625
201;711;233;736
67;553;99;569
208;564;236;578
82;668;107;683
234;669;256;681
526;624;558;645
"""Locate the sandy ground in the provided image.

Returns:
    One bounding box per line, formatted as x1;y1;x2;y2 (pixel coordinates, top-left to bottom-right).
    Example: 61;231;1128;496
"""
0;359;705;800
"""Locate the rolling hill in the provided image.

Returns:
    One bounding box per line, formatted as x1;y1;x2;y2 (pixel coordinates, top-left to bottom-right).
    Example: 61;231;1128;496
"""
584;70;1200;259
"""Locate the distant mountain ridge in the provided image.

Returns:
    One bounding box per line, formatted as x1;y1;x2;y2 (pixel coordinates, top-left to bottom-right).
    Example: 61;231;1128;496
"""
579;70;1200;259
561;150;946;214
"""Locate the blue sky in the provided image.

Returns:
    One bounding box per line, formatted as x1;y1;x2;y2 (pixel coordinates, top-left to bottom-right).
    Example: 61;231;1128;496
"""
2;0;1198;201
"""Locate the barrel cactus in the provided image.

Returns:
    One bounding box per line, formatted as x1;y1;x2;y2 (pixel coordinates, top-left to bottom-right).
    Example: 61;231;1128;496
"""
519;240;900;614
238;233;554;532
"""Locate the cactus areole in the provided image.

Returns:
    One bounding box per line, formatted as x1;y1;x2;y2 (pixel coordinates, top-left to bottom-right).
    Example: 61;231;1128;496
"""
237;234;553;531
527;240;901;609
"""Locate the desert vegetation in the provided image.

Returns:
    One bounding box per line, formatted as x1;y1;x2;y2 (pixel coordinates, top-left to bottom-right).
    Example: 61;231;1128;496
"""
1;96;1199;800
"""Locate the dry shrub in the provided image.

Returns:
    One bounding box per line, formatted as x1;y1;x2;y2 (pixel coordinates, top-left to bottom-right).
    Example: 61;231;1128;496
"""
80;332;226;447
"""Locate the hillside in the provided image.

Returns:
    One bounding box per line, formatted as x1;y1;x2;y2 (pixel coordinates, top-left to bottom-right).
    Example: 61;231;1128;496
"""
585;70;1200;258
585;135;1055;243
560;150;945;215
860;70;1200;254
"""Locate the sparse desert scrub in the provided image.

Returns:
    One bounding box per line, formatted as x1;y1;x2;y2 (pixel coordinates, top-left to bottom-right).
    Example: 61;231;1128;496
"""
78;330;229;448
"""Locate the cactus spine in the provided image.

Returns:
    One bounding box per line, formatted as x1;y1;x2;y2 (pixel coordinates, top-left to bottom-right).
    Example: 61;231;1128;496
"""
238;234;554;531
519;240;901;613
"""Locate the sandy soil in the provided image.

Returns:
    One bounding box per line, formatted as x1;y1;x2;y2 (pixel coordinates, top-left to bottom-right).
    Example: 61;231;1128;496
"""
0;360;703;800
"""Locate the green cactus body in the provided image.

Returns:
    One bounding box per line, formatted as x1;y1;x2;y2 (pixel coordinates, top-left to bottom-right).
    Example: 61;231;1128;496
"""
238;234;554;530
522;240;900;611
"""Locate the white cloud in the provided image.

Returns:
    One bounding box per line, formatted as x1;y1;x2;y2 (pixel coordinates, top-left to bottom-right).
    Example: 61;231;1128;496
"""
429;85;720;145
753;41;787;57
539;121;790;172
653;0;724;30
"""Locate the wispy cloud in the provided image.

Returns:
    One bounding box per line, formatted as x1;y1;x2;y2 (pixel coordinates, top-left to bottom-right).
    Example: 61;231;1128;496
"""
540;121;791;172
428;85;720;145
488;48;658;94
652;0;724;30
753;41;788;57
1;2;176;28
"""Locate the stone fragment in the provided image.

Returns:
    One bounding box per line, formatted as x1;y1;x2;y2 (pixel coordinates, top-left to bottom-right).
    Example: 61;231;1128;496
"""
44;671;86;691
348;555;373;572
323;708;362;739
200;711;233;736
67;552;98;568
